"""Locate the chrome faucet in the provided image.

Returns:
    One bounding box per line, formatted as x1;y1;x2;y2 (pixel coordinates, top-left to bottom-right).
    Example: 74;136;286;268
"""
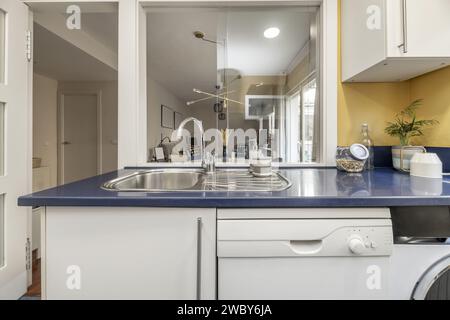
175;117;215;173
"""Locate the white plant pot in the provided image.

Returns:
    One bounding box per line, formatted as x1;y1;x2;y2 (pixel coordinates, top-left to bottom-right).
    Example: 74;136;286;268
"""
391;146;427;172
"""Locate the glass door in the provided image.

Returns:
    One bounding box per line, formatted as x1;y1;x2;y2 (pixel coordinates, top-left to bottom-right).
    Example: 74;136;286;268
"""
300;78;317;162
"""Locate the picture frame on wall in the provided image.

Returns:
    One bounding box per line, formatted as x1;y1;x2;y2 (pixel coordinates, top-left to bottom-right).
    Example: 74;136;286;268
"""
161;105;174;129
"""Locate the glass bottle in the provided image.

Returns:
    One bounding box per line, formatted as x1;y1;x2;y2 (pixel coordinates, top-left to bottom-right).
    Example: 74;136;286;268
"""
360;123;374;170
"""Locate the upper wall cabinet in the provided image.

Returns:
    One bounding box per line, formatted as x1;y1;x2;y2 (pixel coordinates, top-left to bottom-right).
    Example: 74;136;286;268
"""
342;0;450;82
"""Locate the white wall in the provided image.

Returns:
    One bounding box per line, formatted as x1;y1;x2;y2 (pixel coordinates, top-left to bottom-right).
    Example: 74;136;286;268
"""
33;76;118;183
33;73;58;187
58;81;118;173
147;77;191;150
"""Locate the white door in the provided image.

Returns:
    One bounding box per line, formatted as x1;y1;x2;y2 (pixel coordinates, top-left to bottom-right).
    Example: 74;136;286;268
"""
0;0;30;299
44;207;216;299
59;93;99;184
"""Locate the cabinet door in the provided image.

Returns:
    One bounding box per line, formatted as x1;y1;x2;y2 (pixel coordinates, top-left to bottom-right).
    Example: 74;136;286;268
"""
43;207;216;300
341;0;387;81
389;0;450;57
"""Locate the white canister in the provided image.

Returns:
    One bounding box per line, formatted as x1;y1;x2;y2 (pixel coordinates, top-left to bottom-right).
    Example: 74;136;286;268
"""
410;153;443;179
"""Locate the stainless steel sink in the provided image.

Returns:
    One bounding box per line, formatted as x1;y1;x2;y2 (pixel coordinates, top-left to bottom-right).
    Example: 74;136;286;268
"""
102;168;291;192
102;169;204;191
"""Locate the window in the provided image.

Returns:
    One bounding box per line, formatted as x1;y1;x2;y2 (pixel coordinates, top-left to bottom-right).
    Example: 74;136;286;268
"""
137;0;338;167
285;76;318;163
286;92;300;162
301;78;318;163
145;5;321;164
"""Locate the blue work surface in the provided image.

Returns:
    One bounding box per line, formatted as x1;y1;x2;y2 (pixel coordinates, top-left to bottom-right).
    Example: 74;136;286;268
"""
18;168;450;208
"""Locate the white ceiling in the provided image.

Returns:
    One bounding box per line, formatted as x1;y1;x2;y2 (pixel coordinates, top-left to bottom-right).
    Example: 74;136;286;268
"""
29;3;118;54
81;12;118;52
147;8;316;104
226;9;313;76
32;4;118;82
34;23;117;82
147;10;220;105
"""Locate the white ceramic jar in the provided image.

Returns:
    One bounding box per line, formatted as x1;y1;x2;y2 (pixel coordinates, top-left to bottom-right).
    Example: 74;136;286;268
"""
410;153;443;179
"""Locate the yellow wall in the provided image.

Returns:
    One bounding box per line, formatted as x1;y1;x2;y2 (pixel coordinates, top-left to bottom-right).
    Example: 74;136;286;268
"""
409;67;450;147
337;0;449;147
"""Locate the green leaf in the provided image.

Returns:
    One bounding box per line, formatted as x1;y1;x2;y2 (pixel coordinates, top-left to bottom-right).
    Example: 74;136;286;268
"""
384;99;438;144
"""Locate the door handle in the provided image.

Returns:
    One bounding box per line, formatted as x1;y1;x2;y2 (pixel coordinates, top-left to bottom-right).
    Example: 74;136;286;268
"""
287;240;323;255
398;0;408;53
196;217;202;300
61;141;71;145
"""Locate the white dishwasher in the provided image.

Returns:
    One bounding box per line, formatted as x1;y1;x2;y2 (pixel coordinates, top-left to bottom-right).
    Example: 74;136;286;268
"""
217;208;393;300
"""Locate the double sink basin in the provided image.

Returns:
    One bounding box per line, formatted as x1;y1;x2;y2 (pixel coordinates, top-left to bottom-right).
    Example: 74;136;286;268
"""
102;168;291;192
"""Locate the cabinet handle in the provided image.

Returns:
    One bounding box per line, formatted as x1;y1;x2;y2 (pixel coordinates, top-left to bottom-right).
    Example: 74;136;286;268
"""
398;0;408;53
196;217;202;300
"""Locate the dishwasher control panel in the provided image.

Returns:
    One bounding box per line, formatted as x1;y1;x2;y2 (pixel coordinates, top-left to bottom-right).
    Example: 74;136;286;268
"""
344;227;393;256
218;219;393;258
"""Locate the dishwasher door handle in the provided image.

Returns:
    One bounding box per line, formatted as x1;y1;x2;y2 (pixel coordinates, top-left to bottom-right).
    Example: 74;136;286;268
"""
287;240;323;255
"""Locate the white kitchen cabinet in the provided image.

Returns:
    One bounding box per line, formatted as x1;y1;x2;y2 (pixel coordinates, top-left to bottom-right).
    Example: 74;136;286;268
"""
342;0;450;82
42;207;216;300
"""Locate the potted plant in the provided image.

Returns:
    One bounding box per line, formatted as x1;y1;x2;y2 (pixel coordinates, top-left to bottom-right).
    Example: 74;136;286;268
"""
385;99;439;171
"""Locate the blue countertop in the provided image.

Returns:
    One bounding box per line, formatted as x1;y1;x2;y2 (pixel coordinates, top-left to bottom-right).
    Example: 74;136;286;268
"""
18;168;450;208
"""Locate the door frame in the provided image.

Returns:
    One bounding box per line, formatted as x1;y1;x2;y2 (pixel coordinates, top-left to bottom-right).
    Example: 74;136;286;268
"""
26;9;33;290
57;90;103;185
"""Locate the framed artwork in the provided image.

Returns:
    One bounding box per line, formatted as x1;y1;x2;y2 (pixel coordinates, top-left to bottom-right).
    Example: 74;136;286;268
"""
161;105;174;129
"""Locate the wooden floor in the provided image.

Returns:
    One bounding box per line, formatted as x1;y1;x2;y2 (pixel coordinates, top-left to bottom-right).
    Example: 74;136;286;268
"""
25;249;41;298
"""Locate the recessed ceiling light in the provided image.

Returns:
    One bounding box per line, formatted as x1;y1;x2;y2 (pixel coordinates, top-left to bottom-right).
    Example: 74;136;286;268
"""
264;27;280;39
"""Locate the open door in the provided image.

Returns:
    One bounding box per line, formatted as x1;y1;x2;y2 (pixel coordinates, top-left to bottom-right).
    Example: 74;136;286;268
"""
0;0;30;299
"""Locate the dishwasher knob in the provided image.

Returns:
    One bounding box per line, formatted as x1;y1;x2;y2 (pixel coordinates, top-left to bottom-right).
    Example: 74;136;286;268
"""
348;235;366;255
